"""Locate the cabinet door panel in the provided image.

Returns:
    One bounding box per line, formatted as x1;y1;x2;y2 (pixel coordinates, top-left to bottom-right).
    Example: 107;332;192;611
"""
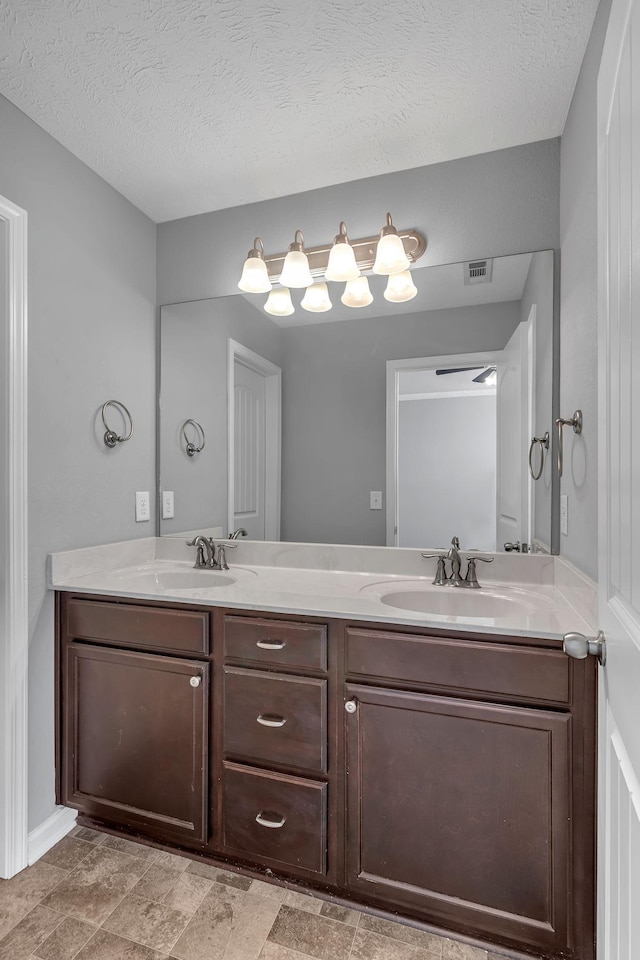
64;643;209;844
345;684;571;956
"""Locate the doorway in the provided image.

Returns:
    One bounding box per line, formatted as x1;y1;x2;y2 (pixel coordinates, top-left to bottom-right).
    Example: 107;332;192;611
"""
227;339;281;541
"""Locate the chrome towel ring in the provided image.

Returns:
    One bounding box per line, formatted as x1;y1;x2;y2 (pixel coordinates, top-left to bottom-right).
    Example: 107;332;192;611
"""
528;431;550;480
101;400;133;448
555;410;582;478
182;419;206;458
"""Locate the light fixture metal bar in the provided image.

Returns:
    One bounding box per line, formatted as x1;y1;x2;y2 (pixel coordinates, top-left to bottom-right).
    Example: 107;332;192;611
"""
263;229;426;284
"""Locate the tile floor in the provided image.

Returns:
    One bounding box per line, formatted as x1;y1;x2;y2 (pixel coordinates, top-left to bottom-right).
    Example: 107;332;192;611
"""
0;826;534;960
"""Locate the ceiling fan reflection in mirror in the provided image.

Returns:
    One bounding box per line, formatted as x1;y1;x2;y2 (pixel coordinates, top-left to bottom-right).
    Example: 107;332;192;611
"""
435;365;497;384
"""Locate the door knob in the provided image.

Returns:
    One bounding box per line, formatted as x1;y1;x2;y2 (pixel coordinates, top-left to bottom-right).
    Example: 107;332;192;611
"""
189;676;202;688
562;631;606;666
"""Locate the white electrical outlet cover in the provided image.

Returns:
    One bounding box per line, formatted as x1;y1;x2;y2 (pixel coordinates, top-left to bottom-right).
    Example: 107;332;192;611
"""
370;491;383;510
162;490;174;519
136;491;150;522
560;494;568;536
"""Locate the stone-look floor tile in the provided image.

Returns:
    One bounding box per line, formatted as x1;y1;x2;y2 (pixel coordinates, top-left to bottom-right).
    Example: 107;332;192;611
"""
267;904;356;960
103;894;191;954
34;917;97;960
319;902;361;926
133;866;181;903
0;905;62;960
258;942;312;960
359;916;446;955
0;863;68;940
163;874;213;915
282;890;322;914
41;846;150;926
442;942;487;960
69;827;104;845
99;836;189;874
249;879;288;902
147;850;190;874
74;929;165;960
185;861;251;891
351;929;441;960
41;839;95;872
171;883;280;960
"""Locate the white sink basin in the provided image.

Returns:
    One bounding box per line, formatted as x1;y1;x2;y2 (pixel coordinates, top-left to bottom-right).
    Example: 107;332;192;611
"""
76;562;259;596
132;570;236;591
361;578;553;621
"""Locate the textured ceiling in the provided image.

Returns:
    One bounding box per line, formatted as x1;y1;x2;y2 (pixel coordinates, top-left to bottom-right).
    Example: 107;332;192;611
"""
0;0;598;222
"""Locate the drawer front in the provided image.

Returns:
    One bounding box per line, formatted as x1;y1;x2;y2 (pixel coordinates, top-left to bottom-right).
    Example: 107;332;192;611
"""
346;628;570;706
224;615;327;671
222;762;327;875
224;668;327;772
66;598;209;655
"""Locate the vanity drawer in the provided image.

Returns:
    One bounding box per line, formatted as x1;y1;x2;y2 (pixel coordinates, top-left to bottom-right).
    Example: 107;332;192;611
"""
222;762;327;875
224;615;327;671
65;598;209;655
346;628;571;706
224;667;327;772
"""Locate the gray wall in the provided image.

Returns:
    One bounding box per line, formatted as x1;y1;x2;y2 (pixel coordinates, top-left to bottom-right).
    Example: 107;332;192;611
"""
559;0;612;579
398;395;497;551
0;94;157;832
160;297;283;536
280;301;520;545
520;250;555;551
157;139;560;305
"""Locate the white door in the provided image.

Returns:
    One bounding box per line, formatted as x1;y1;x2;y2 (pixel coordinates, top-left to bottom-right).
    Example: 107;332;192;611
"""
597;0;640;955
496;321;531;550
233;359;266;539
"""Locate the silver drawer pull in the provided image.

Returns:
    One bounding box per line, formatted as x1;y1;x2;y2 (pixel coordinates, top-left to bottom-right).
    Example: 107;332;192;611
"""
256;639;286;650
256;714;287;728
255;811;286;829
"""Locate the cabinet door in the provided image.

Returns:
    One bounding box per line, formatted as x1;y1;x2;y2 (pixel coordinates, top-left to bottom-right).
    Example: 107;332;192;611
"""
64;643;209;844
345;684;572;958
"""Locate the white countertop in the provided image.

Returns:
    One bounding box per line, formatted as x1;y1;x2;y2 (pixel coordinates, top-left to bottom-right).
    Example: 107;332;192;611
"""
48;538;598;641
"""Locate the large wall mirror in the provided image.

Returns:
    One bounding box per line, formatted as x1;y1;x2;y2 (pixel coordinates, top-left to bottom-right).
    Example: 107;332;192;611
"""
158;249;558;554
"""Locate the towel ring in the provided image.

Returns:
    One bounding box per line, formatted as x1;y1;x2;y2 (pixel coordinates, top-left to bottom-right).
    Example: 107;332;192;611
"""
556;410;582;478
528;432;550;480
182;419;206;458
101;400;133;448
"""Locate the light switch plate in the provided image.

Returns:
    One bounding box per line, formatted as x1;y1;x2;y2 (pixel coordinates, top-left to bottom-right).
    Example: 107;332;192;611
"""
370;491;383;510
560;494;568;536
135;491;150;522
162;490;174;519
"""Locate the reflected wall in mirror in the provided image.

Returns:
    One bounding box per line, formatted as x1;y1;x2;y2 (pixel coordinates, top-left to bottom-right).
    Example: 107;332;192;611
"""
159;250;558;553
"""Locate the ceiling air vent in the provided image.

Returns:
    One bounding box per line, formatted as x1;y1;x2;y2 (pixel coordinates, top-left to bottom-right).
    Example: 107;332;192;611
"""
463;258;493;285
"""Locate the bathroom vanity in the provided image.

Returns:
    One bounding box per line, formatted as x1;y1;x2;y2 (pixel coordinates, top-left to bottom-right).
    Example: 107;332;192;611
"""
52;540;597;960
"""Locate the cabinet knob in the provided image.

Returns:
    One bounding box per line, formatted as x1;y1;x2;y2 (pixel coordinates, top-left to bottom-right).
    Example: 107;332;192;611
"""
189;676;202;688
345;699;357;714
255;811;286;829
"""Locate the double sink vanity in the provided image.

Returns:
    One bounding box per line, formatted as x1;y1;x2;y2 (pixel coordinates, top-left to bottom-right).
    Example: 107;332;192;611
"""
50;536;597;960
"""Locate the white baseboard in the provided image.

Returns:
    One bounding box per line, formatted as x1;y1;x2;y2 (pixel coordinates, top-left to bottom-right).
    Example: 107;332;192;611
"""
28;806;77;865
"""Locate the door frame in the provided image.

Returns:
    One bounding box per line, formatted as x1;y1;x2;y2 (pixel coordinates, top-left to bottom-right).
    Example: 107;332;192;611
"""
227;339;281;541
0;194;29;879
386;350;498;546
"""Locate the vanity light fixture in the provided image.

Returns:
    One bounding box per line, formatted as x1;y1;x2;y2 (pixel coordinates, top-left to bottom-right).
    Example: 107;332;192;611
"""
280;230;314;288
372;213;412;275
301;282;332;313
384;269;418;303
237;238;271;293
341;276;373;308
264;286;295;317
238;214;426;316
325;222;360;282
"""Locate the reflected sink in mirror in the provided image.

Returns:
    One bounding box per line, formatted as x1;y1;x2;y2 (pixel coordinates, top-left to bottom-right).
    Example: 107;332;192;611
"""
360;579;553;620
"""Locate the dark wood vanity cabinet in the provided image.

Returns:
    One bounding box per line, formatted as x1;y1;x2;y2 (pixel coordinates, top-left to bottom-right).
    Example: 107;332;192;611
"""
56;594;596;960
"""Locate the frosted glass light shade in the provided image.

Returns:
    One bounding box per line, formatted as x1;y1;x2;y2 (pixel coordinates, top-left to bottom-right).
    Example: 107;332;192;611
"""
264;287;294;316
325;241;359;282
238;255;271;293
301;282;332;313
384;270;417;303
341;276;373;308
280;250;313;288
373;233;411;275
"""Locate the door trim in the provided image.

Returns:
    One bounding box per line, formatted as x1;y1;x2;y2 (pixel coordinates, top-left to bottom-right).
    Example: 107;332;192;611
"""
227;339;281;540
386;351;498;546
0;194;28;879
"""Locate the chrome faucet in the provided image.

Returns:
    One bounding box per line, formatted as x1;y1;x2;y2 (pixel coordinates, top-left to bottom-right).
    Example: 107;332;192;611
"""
446;536;465;586
422;536;494;588
228;528;248;540
186;536;214;569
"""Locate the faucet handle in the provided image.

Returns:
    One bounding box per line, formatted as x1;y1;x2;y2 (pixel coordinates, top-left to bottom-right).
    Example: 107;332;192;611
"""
467;555;494;563
464;555;494;588
422;553;449;586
